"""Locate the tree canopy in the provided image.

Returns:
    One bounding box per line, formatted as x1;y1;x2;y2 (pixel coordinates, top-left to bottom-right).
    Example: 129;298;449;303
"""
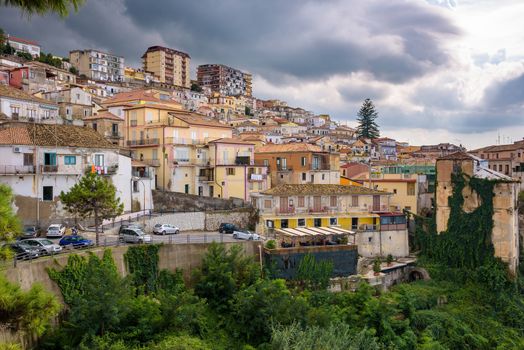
0;184;21;259
59;172;123;245
356;98;380;139
1;0;84;17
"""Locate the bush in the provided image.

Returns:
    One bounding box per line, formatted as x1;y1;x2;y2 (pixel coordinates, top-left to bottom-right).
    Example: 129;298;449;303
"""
266;240;276;249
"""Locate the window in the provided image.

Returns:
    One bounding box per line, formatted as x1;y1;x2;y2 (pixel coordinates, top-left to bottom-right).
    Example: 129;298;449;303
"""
298;196;305;207
352;195;359;207
133;181;139;192
302;173;306;181
407;183;415;196
92;123;97;131
226;168;235;176
301;157;306;166
297;218;305;227
184;184;189;194
322;174;325;180
329;217;338;226
112;123;118;135
152;149;158;160
191;131;197;140
266;220;274;228
314;218;322;227
312;156;320;170
393;189;397;194
175;148;189;162
281;158;287;170
281;219;289;228
10;105;20;117
23;153;33;166
264;200;272;209
263;159;269;166
43;186;53;201
44;152;56;166
330;196;337;207
498;165;502;172
92;154;104;167
64;155;76;165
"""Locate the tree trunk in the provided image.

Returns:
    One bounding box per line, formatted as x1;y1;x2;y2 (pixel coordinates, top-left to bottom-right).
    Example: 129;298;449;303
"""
95;207;99;246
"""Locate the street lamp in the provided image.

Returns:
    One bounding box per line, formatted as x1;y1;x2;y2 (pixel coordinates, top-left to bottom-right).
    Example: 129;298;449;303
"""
132;176;146;226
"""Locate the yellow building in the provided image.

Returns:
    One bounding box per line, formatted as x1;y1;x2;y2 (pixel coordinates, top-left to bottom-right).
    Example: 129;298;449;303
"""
253;184;409;258
142;46;191;88
368;176;418;212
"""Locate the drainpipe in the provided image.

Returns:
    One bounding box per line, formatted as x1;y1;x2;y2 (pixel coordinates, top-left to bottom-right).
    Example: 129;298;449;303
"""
213;145;223;197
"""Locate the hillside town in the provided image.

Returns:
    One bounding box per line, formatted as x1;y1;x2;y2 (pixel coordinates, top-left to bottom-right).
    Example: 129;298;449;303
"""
0;1;524;348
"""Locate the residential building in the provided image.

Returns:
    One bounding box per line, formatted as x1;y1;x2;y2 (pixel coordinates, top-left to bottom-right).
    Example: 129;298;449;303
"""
253;184;409;258
374;137;397;160
0;84;59;123
131;159;155;213
6;35;41;57
254;143;340;186
172;88;208;112
42;86;93;125
197;64;252;97
412;143;465;160
84;110;124;146
9;61;77;94
142;46;191;88
69;49;124;82
124;67;156;85
102;88;182;119
469;140;524;189
435;152;520;274
0;122;140;226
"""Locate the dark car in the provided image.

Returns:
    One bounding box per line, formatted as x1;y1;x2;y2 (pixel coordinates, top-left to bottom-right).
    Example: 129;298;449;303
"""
10;242;41;260
19;226;40;239
218;223;238;234
59;235;94;248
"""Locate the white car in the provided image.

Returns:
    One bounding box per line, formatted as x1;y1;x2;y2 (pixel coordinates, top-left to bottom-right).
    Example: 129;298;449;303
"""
153;224;180;235
23;238;63;254
120;228;152;244
46;224;66;238
232;230;261;241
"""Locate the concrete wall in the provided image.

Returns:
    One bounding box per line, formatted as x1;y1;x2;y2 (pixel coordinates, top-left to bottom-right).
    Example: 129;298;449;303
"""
355;229;410;258
3;241;261;300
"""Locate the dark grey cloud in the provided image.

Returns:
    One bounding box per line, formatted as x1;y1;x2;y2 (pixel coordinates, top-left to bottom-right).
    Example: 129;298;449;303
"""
485;72;524;108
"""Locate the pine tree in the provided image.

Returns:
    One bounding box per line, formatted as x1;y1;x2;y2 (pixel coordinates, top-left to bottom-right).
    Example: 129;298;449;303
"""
60;173;123;246
356;98;380;139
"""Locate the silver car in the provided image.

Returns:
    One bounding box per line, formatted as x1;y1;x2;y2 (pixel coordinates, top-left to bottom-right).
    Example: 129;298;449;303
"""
46;224;66;238
153;224;180;235
120;228;152;244
23;238;63;254
232;230;261;241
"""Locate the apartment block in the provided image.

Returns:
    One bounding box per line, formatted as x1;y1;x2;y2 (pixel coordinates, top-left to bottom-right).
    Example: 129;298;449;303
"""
0;84;59;123
142;46;190;88
253;184;409;258
197;64;252;97
6;35;41;57
69;49;124;82
254;143;340;186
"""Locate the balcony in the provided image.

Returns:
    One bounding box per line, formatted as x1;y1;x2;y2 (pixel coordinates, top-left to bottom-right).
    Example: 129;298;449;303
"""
278;207;296;215
248;173;267;182
41;165;58;173
126;138;159;147
86;164;118;175
132;170;151;178
310;164;331;171
358;224;379;231
165;137;206;145
141;159;161;167
371;205;388;212
276;166;292;172
0;165;35;175
380;223;407;231
198;175;215;182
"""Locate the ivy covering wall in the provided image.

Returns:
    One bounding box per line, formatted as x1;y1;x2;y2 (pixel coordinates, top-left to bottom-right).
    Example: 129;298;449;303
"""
124;245;161;295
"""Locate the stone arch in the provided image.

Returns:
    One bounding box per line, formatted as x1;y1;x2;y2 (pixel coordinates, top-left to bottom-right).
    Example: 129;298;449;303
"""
407;267;430;282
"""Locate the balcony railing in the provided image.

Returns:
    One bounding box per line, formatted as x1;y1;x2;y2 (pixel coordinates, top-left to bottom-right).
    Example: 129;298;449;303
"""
41;165;58;173
276;166;292;172
278;207;296;215
86;164;118;175
198;175;215;182
126;138;159;146
248;173;267;182
140;159;161;167
132;170;151;178
164;137;207;145
0;165;35;175
358;224;378;231
380;223;407;231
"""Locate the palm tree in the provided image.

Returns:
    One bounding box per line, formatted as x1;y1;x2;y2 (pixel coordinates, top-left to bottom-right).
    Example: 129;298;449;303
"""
2;0;84;17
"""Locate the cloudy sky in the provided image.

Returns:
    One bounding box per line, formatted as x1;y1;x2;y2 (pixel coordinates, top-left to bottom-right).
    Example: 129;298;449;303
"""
1;0;523;148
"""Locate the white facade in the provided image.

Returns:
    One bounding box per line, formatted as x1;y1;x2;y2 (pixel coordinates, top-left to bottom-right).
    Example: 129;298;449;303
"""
7;36;41;57
0;94;59;123
0;145;140;226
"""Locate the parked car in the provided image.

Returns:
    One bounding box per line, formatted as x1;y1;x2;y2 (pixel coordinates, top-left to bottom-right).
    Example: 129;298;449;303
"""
59;235;94;248
19;226;40;239
10;242;41;260
22;238;62;254
219;223;238;234
46;224;66;238
153;224;180;235
118;224;144;235
120;228;152;244
232;230;261;241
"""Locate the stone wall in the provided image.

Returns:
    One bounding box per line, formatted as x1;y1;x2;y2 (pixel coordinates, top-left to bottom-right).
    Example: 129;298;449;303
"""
153;190;248;212
3;241;261;300
205;208;254;231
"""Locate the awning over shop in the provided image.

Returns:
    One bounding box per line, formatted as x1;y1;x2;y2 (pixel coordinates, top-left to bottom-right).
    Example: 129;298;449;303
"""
276;226;355;238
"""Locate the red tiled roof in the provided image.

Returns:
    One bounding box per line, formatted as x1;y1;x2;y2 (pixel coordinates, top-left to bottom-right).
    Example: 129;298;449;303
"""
83;111;122;121
8;36;39;46
208;138;255;145
255;143;322;153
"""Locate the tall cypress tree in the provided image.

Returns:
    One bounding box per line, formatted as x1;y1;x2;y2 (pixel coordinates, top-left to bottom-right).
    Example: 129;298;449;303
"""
356;98;380;139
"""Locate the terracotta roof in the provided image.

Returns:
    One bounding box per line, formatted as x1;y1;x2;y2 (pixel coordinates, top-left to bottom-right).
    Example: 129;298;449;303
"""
208;138;255;145
0;84;57;106
170;112;231;129
124;102;181;111
255;143;323;153
8;36;39;46
261;184;389;196
103;89;180;107
0;122;116;148
83;111;122;121
368;179;416;183
437;151;476;161
469;143;524;153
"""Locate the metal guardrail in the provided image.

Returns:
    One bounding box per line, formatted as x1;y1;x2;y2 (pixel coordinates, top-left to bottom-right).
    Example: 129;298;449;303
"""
1;233;236;270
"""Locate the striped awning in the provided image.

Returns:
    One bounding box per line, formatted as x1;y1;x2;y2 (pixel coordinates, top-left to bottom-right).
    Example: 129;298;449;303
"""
276;226;355;237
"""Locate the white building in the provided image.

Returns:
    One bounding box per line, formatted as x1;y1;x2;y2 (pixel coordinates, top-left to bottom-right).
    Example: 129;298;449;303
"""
0;84;59;123
0;122;151;226
69;49;125;82
6;35;41;57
